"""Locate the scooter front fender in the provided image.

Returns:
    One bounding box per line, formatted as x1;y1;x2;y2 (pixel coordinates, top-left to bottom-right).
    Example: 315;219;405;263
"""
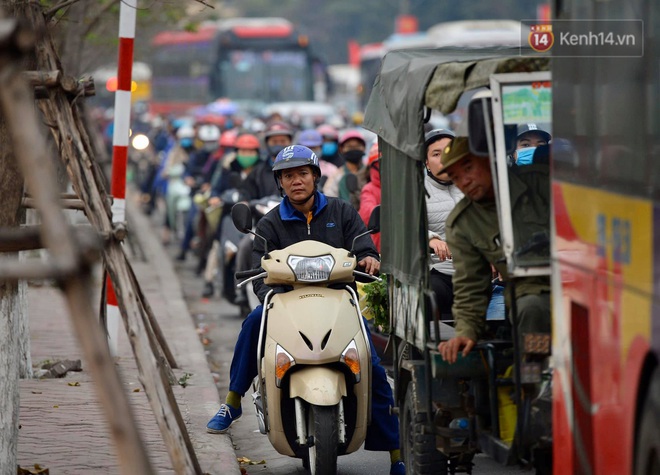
289;367;347;406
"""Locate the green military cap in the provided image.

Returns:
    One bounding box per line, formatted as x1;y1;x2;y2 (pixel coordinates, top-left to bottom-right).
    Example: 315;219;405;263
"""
440;136;472;170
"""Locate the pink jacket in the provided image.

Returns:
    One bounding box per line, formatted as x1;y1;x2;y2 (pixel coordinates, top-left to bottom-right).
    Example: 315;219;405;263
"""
358;167;381;252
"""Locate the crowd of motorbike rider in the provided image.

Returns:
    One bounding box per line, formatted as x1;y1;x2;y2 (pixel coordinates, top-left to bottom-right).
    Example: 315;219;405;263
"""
132;104;552;474
138;107;551;356
136;111;383;312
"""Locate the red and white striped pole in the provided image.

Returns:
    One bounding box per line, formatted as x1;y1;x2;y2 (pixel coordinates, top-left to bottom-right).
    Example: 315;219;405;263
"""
107;0;136;356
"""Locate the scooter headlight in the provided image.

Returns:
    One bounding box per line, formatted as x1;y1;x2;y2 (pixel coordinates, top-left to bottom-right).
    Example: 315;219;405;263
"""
287;254;335;282
340;340;361;383
131;133;150;151
275;344;295;387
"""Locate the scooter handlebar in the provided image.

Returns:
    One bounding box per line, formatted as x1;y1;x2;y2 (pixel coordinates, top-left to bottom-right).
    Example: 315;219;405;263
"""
235;270;267;289
353;270;382;283
235;268;265;280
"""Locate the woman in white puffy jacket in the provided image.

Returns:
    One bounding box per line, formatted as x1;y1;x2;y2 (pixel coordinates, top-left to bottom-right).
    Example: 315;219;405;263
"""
424;129;463;319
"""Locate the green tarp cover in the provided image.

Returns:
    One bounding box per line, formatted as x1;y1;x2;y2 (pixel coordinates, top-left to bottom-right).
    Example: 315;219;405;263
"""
362;47;548;285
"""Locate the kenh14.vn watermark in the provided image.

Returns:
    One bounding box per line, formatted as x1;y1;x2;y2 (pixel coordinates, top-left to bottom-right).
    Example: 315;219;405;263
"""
521;20;643;57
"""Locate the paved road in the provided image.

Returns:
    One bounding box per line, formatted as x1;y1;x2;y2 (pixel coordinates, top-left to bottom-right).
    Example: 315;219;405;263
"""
155;210;524;475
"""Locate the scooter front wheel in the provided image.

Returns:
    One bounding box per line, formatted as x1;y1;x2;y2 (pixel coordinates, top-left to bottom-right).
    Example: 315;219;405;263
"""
305;404;338;475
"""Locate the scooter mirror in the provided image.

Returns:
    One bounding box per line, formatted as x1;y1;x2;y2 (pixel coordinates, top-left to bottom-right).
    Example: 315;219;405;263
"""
368;205;380;234
231;203;252;234
350;205;380;256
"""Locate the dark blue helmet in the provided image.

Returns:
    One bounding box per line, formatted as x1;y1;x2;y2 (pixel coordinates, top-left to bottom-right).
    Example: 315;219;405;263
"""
272;145;321;176
272;145;322;196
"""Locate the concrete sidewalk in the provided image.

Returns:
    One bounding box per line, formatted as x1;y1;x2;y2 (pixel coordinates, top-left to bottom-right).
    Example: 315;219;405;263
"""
16;200;240;475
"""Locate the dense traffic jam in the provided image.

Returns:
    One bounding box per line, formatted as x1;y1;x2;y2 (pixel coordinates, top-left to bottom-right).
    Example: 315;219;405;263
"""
93;4;658;474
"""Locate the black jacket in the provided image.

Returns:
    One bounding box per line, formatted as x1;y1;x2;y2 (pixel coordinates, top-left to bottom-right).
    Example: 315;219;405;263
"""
242;160;279;201
252;192;379;302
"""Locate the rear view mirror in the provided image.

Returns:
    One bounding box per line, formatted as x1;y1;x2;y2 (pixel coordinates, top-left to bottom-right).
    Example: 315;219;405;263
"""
467;92;493;157
231;203;252;233
368;205;380;234
467;92;517;156
350;205;380;256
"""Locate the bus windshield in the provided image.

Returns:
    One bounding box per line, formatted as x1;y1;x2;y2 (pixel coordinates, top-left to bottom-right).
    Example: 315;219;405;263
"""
216;49;311;102
149;18;324;114
151;42;212;105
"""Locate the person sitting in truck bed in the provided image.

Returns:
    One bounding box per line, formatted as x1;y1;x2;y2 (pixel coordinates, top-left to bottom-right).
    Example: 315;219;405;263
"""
436;137;551;363
423;128;463;320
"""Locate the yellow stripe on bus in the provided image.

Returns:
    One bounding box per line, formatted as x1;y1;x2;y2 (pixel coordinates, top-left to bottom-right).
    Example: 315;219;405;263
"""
558;182;652;362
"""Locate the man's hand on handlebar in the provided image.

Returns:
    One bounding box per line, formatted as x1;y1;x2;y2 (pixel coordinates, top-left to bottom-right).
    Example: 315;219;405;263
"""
438;336;476;364
357;256;380;275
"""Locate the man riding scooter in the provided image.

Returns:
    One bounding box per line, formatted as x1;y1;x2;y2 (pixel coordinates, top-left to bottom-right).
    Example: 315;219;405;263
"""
206;145;405;475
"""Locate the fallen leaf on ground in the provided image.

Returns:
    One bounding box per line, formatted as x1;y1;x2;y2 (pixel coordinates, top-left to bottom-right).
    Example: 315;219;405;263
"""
133;388;141;392
67;382;80;387
236;457;266;465
17;463;49;474
52;405;58;408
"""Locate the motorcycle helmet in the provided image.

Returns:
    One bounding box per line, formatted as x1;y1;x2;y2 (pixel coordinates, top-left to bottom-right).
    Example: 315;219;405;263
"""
316;124;339;141
197;124;221;142
339;129;366;147
219;129;238;148
367;141;381;167
272;145;321;176
298;129;323;148
235;133;260;150
264;121;294;140
176;124;195;140
272;145;322;197
425;129;456;185
424;128;456;149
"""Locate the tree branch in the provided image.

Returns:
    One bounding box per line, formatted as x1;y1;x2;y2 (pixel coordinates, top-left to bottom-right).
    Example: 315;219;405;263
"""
81;0;120;38
192;0;214;8
45;0;84;19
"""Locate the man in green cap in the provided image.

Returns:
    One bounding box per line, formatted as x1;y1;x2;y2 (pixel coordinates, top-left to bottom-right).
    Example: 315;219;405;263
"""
437;137;551;363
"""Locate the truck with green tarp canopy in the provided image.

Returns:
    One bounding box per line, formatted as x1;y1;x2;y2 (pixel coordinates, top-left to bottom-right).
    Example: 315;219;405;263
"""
362;47;551;474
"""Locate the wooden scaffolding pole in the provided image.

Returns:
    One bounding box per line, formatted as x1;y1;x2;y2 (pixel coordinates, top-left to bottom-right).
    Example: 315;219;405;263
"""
0;18;154;475
0;6;203;474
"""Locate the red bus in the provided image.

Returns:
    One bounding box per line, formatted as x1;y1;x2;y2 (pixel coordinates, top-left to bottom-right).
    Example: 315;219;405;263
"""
150;26;216;115
150;18;326;115
551;1;659;474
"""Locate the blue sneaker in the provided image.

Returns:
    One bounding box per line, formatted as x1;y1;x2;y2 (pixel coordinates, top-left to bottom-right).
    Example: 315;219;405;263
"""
206;403;242;434
390;461;405;475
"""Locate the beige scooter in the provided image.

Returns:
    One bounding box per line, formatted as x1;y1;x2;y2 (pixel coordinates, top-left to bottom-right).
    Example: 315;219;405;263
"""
231;203;380;475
